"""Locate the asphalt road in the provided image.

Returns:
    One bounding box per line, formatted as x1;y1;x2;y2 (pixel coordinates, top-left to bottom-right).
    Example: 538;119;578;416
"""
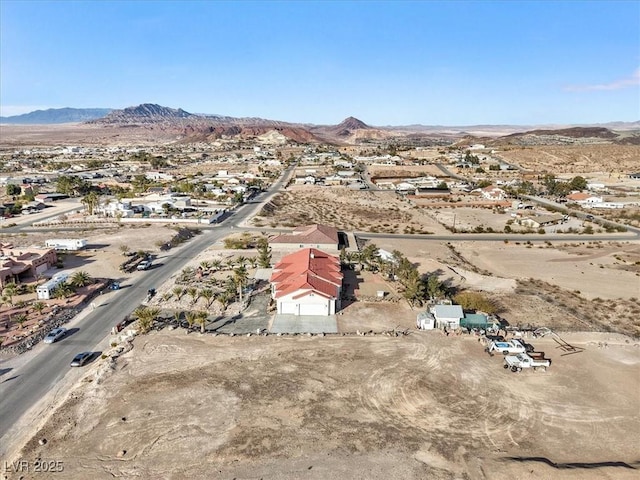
0;164;293;447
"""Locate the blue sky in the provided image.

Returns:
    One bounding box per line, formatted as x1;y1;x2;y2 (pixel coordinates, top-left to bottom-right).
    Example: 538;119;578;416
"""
1;0;638;125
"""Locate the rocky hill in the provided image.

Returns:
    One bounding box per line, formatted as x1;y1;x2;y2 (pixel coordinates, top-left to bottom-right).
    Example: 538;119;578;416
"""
90;103;195;124
0;107;112;124
492;126;639;146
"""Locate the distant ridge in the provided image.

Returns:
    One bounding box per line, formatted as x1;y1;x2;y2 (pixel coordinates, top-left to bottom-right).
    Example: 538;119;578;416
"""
92;103;195;124
0;107;112;124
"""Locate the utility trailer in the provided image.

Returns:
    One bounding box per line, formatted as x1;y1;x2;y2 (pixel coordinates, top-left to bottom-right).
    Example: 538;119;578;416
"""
504;353;551;372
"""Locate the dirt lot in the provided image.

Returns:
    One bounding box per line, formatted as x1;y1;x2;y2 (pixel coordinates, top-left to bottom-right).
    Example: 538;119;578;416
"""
497;144;640;175
253;186;448;234
14;330;640;480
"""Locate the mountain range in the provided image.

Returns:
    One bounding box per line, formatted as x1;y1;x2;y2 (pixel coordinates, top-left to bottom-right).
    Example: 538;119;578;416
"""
1;104;639;145
0;107;113;124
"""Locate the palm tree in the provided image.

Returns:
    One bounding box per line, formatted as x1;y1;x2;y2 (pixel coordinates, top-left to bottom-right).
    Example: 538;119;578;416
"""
185;311;198;330
200;288;215;308
161;292;172;302
172;286;185;301
15;313;27;329
199;261;211;273
210;259;222;272
132;306;160;334
70;271;91;288
2;283;17;306
52;281;74;299
186;287;199;304
32;301;46;315
194;311;208;333
236;256;248;268
233;265;249;303
173;310;183;326
81;191;100;215
218;291;234;310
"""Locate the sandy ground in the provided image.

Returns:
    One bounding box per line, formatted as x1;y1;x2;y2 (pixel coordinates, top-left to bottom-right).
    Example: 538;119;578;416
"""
11;330;640;480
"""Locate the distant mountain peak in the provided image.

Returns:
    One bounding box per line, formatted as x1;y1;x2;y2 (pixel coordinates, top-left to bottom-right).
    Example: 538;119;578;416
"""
337;116;369;130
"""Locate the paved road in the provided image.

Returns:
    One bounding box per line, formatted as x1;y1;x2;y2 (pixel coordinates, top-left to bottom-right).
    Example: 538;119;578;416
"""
0;163;294;447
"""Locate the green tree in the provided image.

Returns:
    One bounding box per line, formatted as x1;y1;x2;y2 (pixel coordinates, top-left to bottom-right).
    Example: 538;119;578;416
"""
32;301;46;314
70;271;91;288
569;176;588;191
2;283;17;305
194;311;208;333
172;286;185;301
132;306;160;334
185;311;198;330
233;265;249;303
186;287;199;304
6;184;21;197
81;191;100;215
200;288;215;308
426;275;444;300
257;238;272;268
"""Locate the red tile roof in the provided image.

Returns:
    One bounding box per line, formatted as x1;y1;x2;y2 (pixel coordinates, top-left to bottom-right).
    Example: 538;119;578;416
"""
269;224;339;245
270;248;343;299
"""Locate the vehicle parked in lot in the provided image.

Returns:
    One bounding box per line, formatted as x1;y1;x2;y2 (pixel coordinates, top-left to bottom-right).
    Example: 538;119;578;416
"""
504;352;551;372
43;327;67;344
137;260;152;270
70;352;93;367
486;339;528;355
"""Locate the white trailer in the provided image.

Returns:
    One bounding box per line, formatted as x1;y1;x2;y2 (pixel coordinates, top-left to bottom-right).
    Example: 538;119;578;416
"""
45;239;88;251
36;271;70;300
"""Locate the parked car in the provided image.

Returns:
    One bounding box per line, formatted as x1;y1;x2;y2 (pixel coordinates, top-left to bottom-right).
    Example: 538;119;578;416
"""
486;339;528;356
43;327;67;344
70;352;93;367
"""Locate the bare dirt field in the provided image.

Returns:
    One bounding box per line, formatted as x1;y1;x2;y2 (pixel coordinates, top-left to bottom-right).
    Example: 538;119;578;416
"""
497;144;640;175
253;186;449;234
14;330;640;480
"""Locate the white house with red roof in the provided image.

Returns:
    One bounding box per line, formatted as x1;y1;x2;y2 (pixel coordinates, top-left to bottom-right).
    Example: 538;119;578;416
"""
270;248;343;316
269;224;340;252
566;192;603;205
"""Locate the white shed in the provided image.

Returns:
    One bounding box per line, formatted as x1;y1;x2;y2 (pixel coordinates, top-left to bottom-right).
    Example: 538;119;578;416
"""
36;271;70;300
430;304;464;329
416;311;436;330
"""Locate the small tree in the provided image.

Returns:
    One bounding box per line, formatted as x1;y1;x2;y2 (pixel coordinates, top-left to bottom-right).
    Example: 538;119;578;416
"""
194;311;208;333
172;286;185;301
70;271;91;288
185;311;198;330
186;287;199;304
257;238;272;268
200;288;215;308
32;301;46;314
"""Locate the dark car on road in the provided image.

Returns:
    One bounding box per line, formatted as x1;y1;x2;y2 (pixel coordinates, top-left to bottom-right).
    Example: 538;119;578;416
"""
70;352;93;367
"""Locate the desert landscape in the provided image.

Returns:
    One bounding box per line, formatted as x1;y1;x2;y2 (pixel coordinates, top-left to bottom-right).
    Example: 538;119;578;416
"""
1;111;639;480
13;330;640;480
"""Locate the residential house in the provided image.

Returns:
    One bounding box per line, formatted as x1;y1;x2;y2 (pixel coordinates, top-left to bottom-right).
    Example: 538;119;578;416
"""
518;214;564;229
566;192;603;205
0;244;57;286
269;224;340;252
270;248;343;316
477;186;507;201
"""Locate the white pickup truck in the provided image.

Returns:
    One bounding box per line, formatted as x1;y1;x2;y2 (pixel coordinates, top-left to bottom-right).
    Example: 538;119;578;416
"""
486;339;527;355
504;352;551;372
